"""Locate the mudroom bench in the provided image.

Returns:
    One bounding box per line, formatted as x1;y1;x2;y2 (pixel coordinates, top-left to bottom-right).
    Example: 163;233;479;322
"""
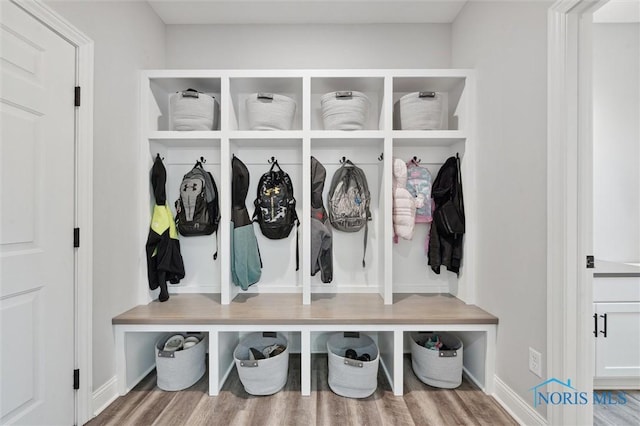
112;293;498;397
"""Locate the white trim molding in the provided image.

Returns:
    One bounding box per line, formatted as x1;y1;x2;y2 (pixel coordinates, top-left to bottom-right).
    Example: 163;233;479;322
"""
493;375;548;426
547;1;607;425
11;1;94;424
92;376;118;418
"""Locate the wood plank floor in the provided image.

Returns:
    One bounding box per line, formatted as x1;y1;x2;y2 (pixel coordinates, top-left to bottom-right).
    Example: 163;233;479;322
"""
88;355;515;426
593;390;640;426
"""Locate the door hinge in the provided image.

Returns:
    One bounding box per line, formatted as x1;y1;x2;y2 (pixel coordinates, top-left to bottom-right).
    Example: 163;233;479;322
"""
73;369;80;390
74;228;80;248
74;86;81;107
586;255;595;269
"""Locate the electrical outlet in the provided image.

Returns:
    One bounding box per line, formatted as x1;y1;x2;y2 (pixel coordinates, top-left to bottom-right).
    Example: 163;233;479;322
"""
529;347;542;378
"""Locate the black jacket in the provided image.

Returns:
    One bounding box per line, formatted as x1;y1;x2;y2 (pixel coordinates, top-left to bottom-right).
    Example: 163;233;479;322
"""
145;155;185;301
428;156;465;275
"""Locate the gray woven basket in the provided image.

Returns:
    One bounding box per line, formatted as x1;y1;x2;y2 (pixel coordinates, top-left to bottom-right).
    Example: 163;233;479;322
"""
327;332;379;398
246;93;296;130
169;90;218;131
320;91;370;130
233;332;289;396
395;91;443;130
155;333;206;391
410;332;463;389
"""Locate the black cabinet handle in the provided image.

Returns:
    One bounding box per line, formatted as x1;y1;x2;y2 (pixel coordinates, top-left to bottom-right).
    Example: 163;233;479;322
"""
599;313;607;338
593;313;598;337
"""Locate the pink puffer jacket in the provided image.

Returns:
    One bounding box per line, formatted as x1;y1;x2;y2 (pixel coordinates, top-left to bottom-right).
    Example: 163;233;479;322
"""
392;158;416;241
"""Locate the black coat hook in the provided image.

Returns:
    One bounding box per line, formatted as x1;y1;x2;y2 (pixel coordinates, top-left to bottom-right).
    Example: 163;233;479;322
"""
268;156;276;164
412;156;421;164
156;153;164;161
200;156;207;164
340;156;347;164
378;152;384;161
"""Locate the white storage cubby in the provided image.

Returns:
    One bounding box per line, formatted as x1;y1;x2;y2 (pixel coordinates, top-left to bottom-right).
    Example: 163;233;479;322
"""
229;77;303;131
228;138;303;297
310;76;385;131
392;76;467;131
310;138;385;296
139;69;475;306
146;76;222;132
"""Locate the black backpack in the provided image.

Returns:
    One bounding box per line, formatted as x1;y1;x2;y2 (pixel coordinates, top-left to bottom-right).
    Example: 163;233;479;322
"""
253;160;300;268
175;161;221;257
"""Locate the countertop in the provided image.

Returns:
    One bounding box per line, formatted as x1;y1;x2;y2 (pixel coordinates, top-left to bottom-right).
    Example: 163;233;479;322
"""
594;260;640;277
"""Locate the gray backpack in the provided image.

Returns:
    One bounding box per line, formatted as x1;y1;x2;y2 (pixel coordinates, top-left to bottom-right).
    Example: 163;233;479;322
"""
328;160;371;267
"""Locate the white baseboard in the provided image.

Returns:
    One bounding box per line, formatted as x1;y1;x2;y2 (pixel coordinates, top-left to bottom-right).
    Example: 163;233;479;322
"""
92;376;118;417
493;375;548;426
594;377;640;390
93;364;157;417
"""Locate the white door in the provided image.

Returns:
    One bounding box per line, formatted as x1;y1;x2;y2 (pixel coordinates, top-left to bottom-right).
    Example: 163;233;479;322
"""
0;1;76;424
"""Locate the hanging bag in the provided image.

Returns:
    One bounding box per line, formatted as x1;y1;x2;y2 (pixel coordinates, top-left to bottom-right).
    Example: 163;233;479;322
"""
252;159;300;270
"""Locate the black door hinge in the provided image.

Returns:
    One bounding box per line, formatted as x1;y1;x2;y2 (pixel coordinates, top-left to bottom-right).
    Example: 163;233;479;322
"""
74;228;80;248
73;369;80;390
74;87;81;107
586;255;595;269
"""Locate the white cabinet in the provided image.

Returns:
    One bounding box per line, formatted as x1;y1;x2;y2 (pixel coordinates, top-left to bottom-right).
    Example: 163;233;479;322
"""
139;69;475;306
593;302;640;378
593;261;640;386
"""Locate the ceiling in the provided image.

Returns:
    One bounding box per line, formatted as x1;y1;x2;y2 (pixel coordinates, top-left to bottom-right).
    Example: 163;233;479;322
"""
147;0;468;25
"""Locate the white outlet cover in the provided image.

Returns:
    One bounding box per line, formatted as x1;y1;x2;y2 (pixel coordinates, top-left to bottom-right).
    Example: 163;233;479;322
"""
529;347;542;378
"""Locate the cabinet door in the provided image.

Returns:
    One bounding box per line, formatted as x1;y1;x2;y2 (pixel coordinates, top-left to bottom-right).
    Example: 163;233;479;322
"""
595;302;640;378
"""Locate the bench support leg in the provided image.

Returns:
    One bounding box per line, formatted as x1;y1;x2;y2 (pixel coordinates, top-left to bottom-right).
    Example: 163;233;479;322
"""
301;329;311;396
114;327;127;395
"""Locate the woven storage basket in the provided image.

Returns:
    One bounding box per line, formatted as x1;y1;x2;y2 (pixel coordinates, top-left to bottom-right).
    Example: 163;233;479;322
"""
169;89;219;131
320;91;370;130
394;91;443;130
410;332;463;389
327;332;379;398
233;332;289;395
246;93;296;130
155;333;206;391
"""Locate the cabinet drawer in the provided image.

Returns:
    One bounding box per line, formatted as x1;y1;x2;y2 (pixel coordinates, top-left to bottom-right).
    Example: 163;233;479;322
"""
594;276;640;302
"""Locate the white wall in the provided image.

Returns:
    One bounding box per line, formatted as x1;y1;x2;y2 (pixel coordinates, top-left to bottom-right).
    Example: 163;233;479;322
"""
45;1;166;393
451;1;550;419
166;24;451;69
593;23;640;263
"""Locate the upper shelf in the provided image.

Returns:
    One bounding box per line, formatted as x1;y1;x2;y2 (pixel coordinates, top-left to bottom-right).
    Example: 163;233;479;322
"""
142;69;473;135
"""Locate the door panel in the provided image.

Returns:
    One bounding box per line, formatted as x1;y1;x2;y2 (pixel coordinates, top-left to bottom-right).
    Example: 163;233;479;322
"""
0;1;76;424
595;302;640;378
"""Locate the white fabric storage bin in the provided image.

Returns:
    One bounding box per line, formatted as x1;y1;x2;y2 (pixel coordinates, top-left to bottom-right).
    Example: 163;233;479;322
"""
233;332;289;396
169;89;219;131
320;91;370;130
410;332;463;389
395;91;443;130
155;333;206;391
246;93;296;130
326;332;379;398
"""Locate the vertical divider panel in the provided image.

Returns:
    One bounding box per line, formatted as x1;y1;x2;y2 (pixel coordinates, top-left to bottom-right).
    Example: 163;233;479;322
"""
383;76;394;304
457;73;475;304
139;73;153;304
302;138;311;305
302;76;311;305
301;328;311;396
393;329;404;396
220;75;233;305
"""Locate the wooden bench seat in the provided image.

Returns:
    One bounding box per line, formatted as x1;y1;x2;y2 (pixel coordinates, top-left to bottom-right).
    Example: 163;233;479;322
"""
113;293;498;325
112;293;497;398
